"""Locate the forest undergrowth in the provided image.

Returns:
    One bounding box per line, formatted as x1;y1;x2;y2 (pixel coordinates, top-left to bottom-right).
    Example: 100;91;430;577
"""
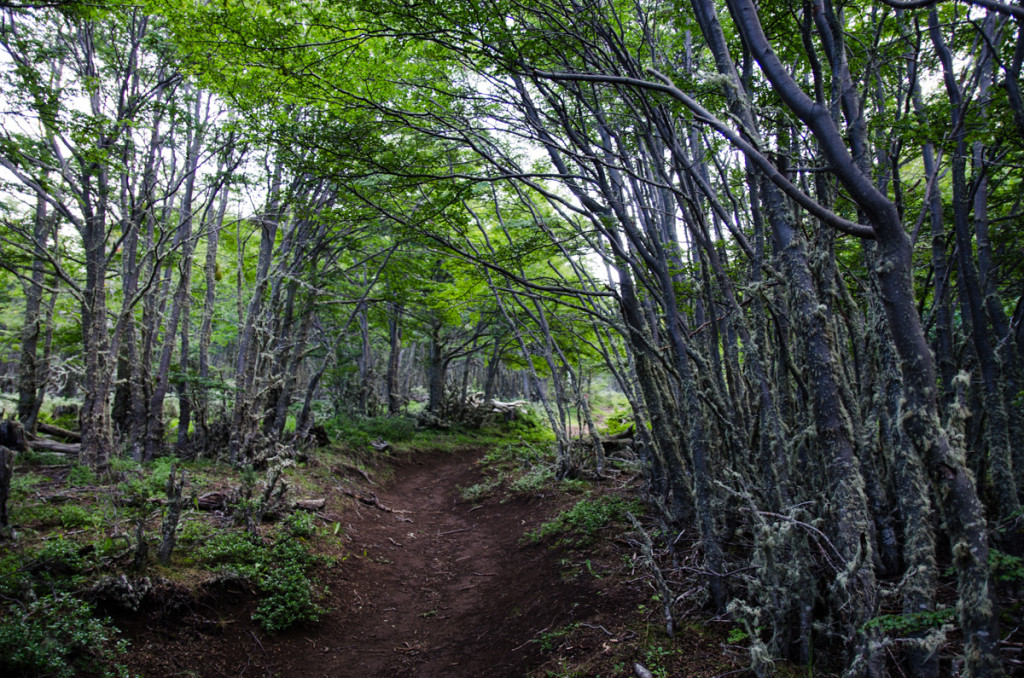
0;398;751;677
3;393;1023;677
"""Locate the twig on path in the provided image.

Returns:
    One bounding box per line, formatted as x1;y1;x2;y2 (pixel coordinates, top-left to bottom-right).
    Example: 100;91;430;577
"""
471;572;496;576
512;626;549;652
438;525;475;536
335;463;375;485
342;489;394;513
388;537;403;547
249;630;266;654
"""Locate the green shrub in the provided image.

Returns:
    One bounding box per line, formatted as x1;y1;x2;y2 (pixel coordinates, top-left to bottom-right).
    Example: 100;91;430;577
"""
599;404;633;436
143;457;179;495
57;504;102;529
0;593;128;678
863;608;954;635
509;465;554;494
251;540;323;632
325;415;418;447
9;472;45;497
197;530;323;633
0;552;30;598
65;464;97;488
529;496;643;547
108;456;139;473
459;477;502;502
284;511;316;538
990;548;1024;583
481;440;550;471
14;448;65;466
7;501;99;529
196;530;262;565
31;536;91;592
35;535;88;573
178;518;216;546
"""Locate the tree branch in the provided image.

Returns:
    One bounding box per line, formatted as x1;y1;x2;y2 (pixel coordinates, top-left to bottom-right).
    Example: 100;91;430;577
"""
522;66;875;239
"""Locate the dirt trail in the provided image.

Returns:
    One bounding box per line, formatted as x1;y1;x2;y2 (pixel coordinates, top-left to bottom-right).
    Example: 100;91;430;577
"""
125;449;598;677
266;448;591;677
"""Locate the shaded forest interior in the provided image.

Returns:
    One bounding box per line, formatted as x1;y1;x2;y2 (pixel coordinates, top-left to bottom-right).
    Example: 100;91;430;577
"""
1;0;1024;675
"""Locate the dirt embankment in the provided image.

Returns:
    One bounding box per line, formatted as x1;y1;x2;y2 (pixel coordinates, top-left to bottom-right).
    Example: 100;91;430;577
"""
124;449;604;677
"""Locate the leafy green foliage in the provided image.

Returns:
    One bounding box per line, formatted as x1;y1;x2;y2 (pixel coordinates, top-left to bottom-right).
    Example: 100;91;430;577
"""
11;501;104;530
989;548;1024;583
459;477;502;502
508;465;554;494
284;511;316;539
65;464;97;488
862;608;954;636
251;540;324;633
598;404;633;436
177;518;217;546
325;415;418;448
0;551;31;598
497;405;548;439
529;496;643;547
0;593;128;678
197;528;324;633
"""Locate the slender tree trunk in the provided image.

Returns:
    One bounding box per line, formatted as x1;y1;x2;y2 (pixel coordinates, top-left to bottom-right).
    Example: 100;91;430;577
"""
79;209;114;472
148;90;205;459
357;304;373;416
386;303;403;415
426;326;446;416
229;159;283;464
196;162;230;450
929;10;1021;526
17;195;52;434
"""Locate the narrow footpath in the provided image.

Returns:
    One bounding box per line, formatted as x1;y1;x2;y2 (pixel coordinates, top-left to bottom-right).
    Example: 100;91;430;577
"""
262;448;591;677
119;447;595;678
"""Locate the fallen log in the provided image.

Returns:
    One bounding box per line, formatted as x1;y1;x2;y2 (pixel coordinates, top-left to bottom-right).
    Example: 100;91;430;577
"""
27;438;79;455
489;399;529;412
606;425;635;440
294;498;326;512
37;422;81;443
195;491;231;511
369;439;392;454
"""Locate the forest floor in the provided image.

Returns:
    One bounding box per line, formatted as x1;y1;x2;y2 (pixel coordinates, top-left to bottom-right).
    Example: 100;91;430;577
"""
117;446;748;677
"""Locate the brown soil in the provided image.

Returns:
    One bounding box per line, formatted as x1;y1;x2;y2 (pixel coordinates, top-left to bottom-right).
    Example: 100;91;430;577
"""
120;449;613;677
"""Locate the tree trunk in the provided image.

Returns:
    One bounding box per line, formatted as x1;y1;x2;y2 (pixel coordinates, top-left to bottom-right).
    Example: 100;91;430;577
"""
17;195;52;435
196;155;231;451
426;327;446;416
229;158;283;464
386;303;404;415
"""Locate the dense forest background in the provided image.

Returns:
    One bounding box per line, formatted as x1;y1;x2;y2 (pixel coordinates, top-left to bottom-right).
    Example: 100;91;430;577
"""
1;0;1023;675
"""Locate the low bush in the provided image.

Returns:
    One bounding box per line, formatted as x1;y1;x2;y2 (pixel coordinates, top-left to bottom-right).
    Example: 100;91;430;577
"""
197;528;324;633
529;496;643;547
325;415;418;447
0;593;128;678
509;465;554;494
